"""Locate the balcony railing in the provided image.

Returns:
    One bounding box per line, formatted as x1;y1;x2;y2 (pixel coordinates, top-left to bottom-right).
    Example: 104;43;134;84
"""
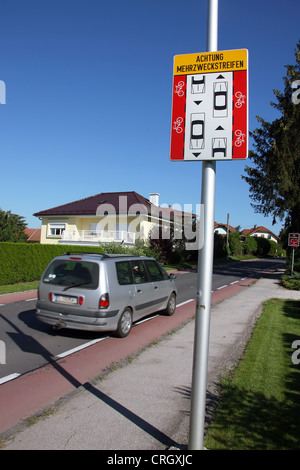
61;230;136;245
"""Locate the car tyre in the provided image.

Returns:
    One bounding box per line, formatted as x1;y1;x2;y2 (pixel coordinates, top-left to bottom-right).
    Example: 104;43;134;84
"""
165;292;176;316
115;308;133;338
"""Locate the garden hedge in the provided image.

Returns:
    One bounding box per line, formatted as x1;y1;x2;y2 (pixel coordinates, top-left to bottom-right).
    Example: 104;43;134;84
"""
0;243;104;285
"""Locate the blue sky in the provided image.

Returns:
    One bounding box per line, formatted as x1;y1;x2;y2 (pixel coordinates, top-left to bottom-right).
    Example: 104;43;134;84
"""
0;0;299;236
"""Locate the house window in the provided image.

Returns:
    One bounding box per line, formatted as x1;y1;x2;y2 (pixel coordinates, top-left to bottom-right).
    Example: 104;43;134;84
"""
48;223;65;237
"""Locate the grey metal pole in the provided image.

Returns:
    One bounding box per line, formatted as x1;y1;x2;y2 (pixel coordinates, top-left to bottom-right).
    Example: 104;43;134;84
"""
188;0;218;451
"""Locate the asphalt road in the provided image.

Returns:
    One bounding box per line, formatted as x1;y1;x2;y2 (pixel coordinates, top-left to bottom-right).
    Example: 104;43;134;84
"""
0;258;285;384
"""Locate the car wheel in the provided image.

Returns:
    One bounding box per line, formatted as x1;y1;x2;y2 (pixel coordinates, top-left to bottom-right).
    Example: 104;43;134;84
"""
165;292;176;316
115;308;133;338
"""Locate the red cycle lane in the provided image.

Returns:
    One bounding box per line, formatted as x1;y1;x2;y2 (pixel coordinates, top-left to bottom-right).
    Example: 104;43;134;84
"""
0;276;256;436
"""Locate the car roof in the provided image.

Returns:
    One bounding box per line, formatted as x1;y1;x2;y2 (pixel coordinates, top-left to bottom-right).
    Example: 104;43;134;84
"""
57;252;153;262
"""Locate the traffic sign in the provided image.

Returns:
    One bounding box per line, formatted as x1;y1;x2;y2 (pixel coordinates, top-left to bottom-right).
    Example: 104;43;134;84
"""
170;49;248;161
288;233;300;247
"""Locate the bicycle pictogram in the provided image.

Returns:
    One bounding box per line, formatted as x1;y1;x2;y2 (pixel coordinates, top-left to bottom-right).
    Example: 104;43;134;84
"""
173;117;184;134
235;91;246;108
174;81;185;97
234;129;245;147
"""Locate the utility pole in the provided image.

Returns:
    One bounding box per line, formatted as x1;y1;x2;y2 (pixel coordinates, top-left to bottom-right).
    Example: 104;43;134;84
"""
226;213;230;248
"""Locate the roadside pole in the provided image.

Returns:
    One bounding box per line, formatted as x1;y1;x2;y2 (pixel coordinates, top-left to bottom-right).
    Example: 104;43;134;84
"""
170;0;248;449
188;0;218;450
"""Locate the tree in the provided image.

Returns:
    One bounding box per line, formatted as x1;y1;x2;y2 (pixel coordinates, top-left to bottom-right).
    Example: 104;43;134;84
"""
243;41;300;233
0;209;28;242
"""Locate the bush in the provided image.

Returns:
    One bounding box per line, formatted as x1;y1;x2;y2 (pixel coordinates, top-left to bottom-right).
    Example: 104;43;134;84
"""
243;234;258;255
0;243;104;285
282;272;300;290
101;240;160;259
228;232;243;256
0;241;164;286
214;233;227;259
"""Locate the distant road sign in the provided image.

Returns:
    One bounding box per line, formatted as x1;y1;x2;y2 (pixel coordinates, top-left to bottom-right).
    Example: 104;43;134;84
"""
170;49;248;161
288;233;300;247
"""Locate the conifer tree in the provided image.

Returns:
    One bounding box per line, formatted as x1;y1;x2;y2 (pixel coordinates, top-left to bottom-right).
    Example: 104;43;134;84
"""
243;41;300;235
0;209;27;242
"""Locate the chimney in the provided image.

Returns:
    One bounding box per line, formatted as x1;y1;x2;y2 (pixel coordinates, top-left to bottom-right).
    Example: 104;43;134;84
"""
149;193;159;206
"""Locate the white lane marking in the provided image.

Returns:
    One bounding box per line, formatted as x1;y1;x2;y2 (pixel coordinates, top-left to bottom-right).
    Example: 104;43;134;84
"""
230;280;239;285
217;285;227;290
25;298;37;302
135;314;159;325
176;299;194;307
0;373;21;385
56;300;195;358
56;337;108;358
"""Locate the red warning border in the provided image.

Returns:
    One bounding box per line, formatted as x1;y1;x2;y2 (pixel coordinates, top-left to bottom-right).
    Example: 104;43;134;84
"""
170;75;186;160
232;70;248;159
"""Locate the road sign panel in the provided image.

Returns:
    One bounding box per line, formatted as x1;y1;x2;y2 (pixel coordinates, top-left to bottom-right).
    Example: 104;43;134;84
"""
170;49;248;161
288;233;300;247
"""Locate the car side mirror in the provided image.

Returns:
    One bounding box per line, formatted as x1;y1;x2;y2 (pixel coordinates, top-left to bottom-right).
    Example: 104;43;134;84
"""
169;273;176;279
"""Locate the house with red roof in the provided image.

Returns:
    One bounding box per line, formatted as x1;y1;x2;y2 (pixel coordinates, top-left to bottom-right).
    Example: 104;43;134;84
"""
241;225;279;243
34;191;197;246
214;222;236;236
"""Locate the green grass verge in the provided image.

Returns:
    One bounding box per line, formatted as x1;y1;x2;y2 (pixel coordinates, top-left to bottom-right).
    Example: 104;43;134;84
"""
204;298;300;450
0;280;39;295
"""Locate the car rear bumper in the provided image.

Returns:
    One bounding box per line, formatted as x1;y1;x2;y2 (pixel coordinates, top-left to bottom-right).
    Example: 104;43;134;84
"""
36;307;119;332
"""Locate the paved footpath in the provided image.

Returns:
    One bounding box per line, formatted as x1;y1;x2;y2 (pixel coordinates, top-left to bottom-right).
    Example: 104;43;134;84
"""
1;270;300;450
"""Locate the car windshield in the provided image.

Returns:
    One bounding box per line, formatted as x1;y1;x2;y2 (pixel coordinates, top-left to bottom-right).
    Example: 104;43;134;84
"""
43;259;99;289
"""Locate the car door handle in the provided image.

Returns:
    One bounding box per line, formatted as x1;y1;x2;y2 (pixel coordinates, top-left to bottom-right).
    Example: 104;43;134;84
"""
154;286;158;289
137;289;142;293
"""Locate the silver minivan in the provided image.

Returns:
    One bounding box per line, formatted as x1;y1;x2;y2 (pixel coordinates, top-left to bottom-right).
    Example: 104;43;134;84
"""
36;252;177;337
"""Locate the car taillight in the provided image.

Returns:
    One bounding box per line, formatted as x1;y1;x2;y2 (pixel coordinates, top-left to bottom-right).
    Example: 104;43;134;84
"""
78;296;84;306
99;293;109;309
49;292;53;302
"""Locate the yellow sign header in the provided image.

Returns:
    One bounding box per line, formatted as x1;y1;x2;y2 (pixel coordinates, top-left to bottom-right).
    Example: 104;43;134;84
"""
174;49;248;75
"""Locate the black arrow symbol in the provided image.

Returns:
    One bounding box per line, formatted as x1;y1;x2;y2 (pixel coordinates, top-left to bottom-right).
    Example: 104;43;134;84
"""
216;125;224;130
193;153;201;157
194;100;202;105
216;74;225;79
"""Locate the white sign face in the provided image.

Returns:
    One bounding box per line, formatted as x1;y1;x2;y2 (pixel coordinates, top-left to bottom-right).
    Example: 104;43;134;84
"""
170;49;248;161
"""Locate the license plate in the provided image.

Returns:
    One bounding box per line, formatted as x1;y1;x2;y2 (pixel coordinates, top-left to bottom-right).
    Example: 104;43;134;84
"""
54;294;78;305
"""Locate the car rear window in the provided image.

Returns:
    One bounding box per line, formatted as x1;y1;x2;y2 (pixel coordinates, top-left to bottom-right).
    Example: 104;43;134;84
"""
43;260;99;289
